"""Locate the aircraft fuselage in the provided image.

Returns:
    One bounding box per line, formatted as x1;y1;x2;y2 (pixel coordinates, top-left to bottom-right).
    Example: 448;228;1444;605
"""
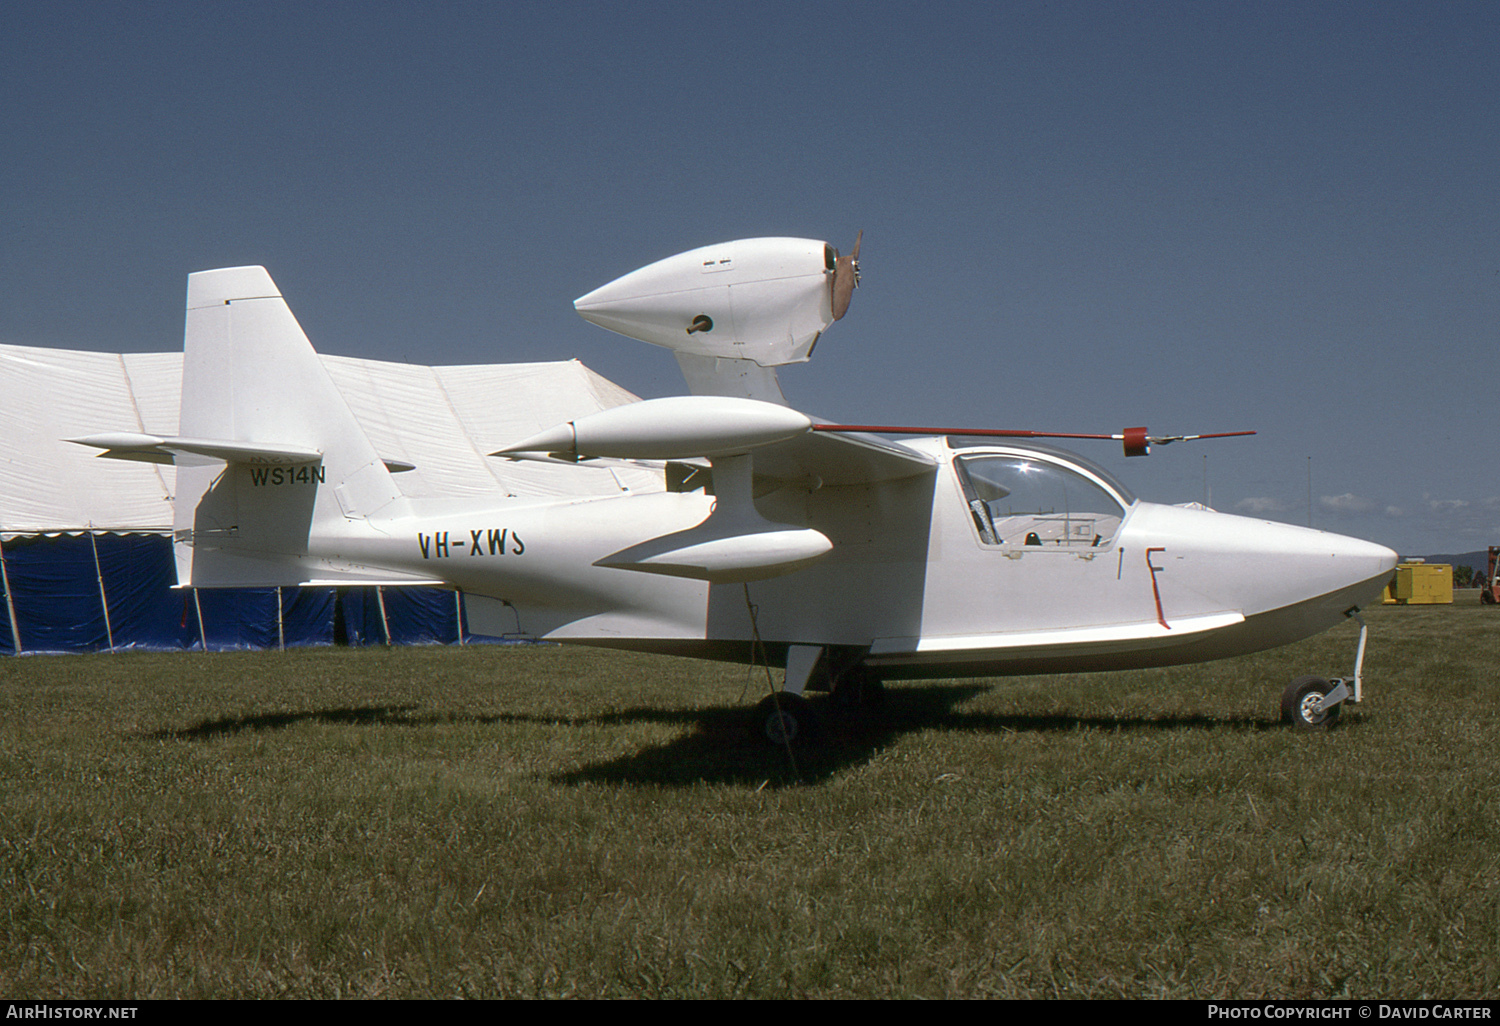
266;436;1395;677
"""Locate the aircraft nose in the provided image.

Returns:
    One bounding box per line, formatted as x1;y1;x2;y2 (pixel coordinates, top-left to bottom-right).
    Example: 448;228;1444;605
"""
1244;518;1397;605
1328;532;1400;594
1338;533;1400;568
1221;516;1398;616
1228;521;1397;652
1133;504;1399;618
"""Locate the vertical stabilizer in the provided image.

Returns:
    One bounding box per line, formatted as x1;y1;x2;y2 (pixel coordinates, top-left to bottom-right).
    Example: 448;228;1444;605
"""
174;267;403;585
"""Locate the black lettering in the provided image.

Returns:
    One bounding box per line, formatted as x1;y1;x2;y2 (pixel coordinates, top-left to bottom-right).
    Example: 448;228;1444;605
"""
416;526;526;557
246;464;326;487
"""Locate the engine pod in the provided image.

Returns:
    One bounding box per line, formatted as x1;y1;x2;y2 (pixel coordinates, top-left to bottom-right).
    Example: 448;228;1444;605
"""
573;237;835;367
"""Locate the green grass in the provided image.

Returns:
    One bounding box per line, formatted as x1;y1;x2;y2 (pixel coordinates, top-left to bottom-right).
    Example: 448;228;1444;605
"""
1;602;1498;998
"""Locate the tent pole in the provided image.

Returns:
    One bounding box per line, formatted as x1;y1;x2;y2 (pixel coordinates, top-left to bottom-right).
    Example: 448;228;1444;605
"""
0;534;21;655
376;586;392;647
89;531;116;652
454;590;465;647
276;587;285;652
192;587;207;652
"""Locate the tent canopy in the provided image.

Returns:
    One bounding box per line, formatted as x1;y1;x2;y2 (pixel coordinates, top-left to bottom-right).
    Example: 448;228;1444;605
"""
0;343;661;536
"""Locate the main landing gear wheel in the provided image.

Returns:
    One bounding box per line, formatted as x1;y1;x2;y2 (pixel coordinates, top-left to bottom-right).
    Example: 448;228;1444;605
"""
756;692;819;747
1281;675;1342;731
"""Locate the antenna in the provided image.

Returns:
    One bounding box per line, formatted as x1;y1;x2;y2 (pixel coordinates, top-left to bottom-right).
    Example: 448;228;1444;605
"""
1307;456;1313;528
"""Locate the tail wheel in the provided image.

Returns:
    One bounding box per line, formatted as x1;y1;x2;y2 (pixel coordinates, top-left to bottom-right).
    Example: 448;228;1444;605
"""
1281;675;1341;730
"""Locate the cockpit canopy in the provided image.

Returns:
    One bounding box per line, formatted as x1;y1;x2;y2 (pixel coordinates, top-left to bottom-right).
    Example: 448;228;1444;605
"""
949;442;1133;549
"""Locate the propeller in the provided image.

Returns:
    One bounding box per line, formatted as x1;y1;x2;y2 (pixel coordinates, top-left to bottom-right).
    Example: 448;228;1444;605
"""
830;230;862;321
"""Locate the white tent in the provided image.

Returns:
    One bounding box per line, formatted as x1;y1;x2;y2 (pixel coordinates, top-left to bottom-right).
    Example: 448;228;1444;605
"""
0;342;663;653
0;343;661;535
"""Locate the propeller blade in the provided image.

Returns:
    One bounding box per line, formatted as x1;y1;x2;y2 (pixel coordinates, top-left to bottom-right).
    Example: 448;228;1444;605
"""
831;229;862;320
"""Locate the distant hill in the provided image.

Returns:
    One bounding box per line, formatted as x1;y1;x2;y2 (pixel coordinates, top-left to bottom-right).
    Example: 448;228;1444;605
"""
1419;551;1488;574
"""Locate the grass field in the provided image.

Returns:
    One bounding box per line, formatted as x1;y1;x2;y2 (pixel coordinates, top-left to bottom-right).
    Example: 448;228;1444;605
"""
2;600;1498;999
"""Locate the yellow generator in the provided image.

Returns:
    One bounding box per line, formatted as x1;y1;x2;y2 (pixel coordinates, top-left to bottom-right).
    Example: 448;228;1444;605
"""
1384;561;1453;604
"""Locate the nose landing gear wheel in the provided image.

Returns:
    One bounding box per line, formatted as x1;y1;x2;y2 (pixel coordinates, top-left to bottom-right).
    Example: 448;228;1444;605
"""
1281;675;1341;730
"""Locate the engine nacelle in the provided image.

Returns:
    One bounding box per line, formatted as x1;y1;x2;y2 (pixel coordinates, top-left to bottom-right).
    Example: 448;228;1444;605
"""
573;237;837;368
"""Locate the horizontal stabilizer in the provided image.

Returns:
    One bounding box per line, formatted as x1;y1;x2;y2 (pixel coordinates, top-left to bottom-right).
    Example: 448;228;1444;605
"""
70;432;321;466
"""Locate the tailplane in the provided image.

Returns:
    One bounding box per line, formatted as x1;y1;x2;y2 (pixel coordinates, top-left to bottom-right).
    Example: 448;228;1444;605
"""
177;266;406;585
74;266;412;587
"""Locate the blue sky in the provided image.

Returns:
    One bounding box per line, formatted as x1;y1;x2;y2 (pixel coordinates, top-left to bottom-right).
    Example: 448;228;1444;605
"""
4;1;1497;555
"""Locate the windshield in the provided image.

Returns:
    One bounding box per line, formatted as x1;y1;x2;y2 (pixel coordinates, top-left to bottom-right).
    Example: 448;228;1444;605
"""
954;452;1128;548
946;438;1136;504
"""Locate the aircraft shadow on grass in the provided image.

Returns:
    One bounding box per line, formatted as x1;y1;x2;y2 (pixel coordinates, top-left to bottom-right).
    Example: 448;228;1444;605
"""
147;704;426;741
147;686;1319;787
544;684;1300;787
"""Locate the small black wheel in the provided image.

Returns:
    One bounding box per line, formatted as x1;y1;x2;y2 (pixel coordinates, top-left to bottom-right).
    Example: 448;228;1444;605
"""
755;692;819;747
1281;675;1341;730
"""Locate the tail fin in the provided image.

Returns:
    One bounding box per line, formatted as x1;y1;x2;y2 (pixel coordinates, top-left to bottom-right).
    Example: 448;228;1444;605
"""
172;266;407;586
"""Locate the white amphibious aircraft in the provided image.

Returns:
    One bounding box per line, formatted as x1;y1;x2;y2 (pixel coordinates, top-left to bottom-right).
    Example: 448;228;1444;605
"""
72;236;1398;743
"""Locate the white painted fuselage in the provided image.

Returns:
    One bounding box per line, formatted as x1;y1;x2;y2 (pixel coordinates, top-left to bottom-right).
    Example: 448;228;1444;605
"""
288;436;1396;677
77;256;1396;694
